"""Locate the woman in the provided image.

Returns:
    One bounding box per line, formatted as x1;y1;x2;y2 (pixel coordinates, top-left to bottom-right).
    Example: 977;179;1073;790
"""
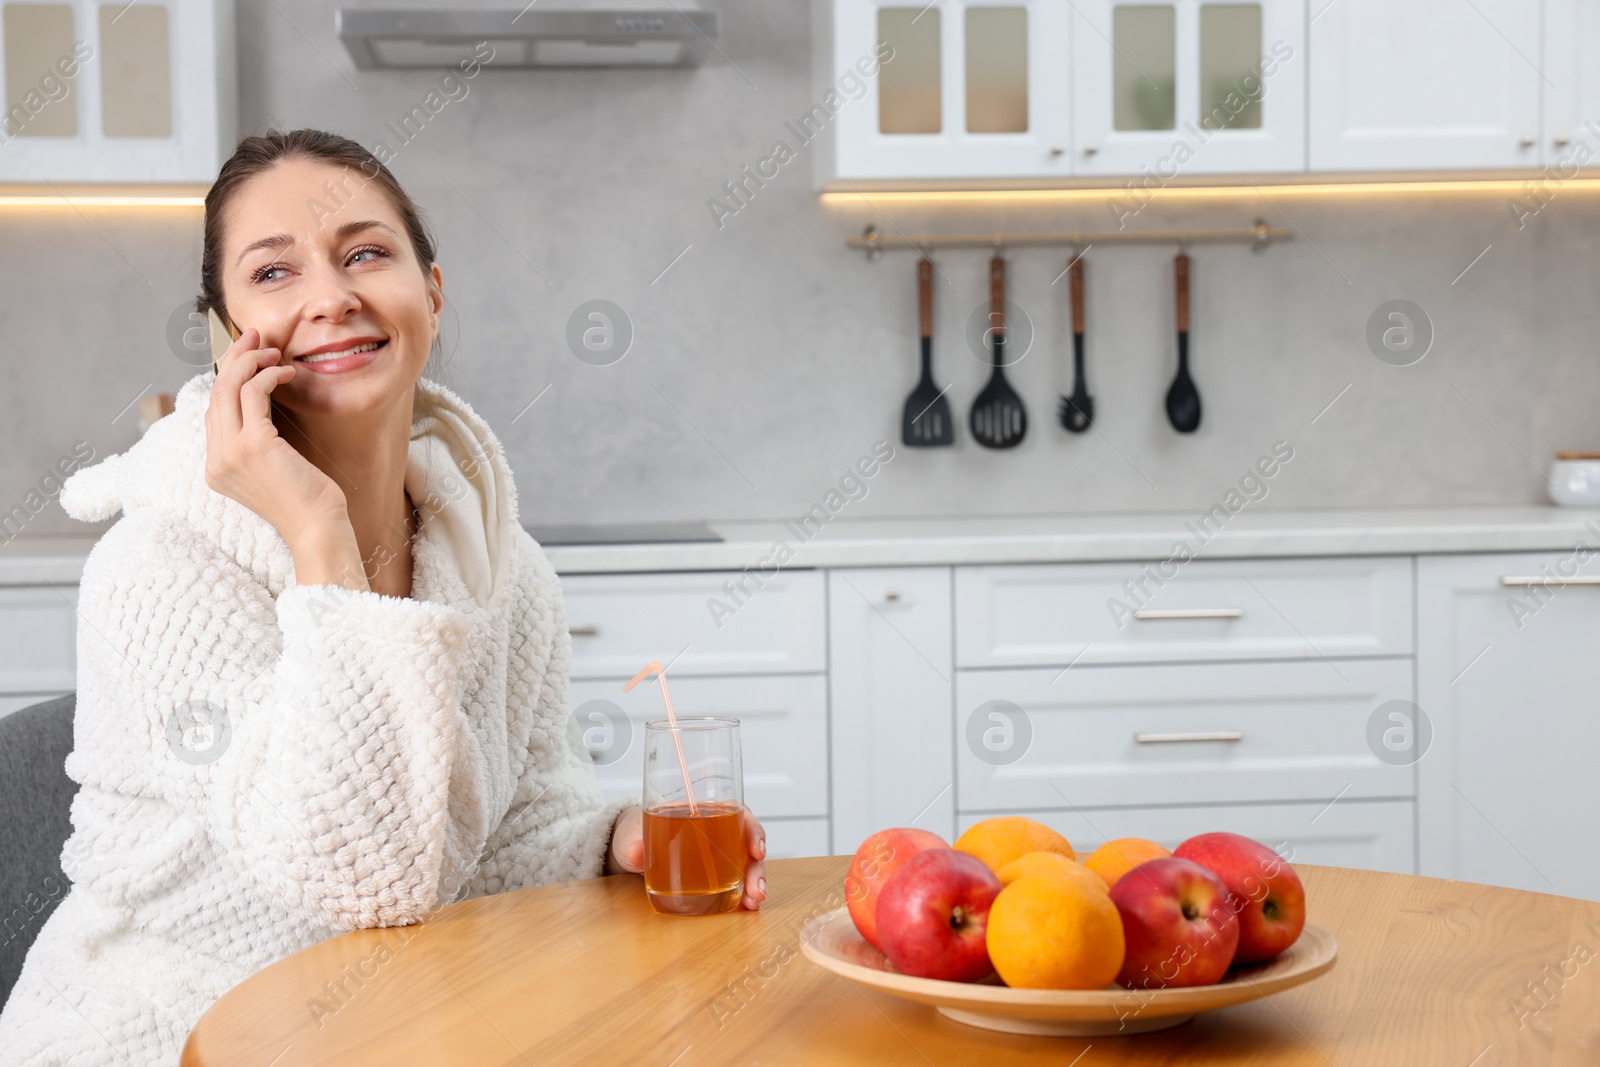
0;129;766;1066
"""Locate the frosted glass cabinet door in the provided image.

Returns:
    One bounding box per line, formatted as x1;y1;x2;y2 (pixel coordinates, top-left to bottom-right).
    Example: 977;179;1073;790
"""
821;0;1072;181
0;0;235;182
1308;0;1541;172
1070;0;1306;177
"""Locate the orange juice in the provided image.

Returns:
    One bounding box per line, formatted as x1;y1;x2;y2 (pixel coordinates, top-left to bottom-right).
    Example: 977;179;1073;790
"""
643;800;745;916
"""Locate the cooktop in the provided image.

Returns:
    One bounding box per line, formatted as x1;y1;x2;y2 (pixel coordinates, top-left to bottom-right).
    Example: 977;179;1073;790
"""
523;522;723;546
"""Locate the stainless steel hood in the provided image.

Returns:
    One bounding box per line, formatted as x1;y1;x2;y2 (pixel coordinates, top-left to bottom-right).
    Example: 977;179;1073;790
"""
336;8;720;69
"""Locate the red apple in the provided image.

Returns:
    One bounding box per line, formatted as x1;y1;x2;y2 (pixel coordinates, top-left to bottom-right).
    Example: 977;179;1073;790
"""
1174;832;1306;964
844;828;949;951
874;849;1002;982
1110;857;1240;989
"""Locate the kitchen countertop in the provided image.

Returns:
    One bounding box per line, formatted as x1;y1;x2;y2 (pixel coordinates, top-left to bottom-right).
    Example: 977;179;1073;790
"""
6;506;1600;584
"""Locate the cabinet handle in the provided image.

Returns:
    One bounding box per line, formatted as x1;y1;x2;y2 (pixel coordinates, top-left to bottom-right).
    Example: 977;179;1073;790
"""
1132;608;1243;620
884;588;902;602
1554;134;1572;147
1083;143;1099;155
1520;135;1536;147
569;624;601;636
1500;576;1600;586
1049;143;1065;156
1135;731;1244;744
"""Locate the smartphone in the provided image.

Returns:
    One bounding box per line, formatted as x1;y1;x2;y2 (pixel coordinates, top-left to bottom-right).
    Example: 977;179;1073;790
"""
207;308;238;369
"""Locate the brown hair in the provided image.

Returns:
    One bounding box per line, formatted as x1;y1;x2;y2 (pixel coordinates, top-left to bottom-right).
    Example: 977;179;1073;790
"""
195;128;438;330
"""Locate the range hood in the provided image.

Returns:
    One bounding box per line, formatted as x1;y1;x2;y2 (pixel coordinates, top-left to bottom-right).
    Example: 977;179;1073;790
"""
336;8;720;69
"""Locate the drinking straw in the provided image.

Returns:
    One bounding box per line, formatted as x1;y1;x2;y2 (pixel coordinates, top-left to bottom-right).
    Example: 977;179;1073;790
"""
625;660;699;817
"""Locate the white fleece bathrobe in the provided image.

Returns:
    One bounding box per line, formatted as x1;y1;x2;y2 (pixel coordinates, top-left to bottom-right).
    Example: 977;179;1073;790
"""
0;372;634;1066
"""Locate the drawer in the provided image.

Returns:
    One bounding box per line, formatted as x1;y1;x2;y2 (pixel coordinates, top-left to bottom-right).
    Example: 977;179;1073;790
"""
956;659;1415;810
560;571;825;679
955;556;1413;668
0;585;77;692
763;817;833;859
573;673;828;819
958;799;1416;876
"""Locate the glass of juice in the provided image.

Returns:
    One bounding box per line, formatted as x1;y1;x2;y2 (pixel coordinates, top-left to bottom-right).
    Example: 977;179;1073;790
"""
642;716;745;916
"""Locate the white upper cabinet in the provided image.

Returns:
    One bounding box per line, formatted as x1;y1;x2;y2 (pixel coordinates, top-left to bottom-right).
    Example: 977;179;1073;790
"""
1071;0;1305;176
1543;0;1600;166
819;0;1072;181
0;0;235;183
1308;0;1541;172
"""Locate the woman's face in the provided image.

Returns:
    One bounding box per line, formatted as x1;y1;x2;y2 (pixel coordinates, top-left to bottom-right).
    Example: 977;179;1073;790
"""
219;157;442;419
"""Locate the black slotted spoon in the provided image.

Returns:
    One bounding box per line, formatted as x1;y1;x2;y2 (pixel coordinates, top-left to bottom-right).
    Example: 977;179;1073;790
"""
901;257;954;446
970;254;1027;449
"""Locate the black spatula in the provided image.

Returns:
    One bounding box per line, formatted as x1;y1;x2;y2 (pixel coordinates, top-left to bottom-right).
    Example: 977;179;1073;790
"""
902;258;953;447
1058;255;1093;433
1165;252;1202;433
970;254;1027;449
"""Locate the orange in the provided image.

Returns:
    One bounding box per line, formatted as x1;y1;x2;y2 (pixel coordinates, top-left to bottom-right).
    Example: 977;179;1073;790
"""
1083;838;1172;890
953;817;1074;875
996;851;1108;898
987;874;1125;990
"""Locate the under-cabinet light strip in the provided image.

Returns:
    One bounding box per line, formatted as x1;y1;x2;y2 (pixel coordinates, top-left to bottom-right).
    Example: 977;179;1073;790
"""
0;194;206;207
818;178;1600;206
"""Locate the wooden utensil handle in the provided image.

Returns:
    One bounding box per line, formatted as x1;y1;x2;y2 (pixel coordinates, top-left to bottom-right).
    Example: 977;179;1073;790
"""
990;255;1005;335
1175;252;1190;333
1069;256;1085;334
918;258;933;339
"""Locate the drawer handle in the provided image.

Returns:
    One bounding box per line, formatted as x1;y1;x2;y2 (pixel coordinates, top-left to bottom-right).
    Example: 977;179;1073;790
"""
1501;576;1600;586
1134;730;1244;744
569;625;601;637
1132;608;1243;621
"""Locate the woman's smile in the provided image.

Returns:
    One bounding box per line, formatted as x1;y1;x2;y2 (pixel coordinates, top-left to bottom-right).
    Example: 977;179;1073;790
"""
291;336;389;374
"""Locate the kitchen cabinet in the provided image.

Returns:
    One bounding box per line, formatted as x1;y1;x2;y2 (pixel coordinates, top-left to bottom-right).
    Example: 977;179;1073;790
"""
1070;0;1305;177
819;0;1574;183
955;658;1414;811
955;556;1413;669
1307;0;1542;172
829;567;955;855
0;0;236;183
958;799;1416;875
19;538;1597;885
817;0;1072;181
560;570;825;679
1418;552;1600;900
575;672;830;820
0;584;75;717
1543;0;1600;165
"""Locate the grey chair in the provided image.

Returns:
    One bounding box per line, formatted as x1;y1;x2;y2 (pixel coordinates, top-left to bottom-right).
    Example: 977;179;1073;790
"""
0;694;78;1009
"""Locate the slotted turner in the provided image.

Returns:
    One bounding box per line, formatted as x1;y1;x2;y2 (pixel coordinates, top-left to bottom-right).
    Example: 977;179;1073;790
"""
970;254;1027;449
902;257;954;447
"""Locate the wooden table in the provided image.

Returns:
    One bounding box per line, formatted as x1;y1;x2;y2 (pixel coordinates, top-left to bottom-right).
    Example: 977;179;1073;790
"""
182;858;1600;1065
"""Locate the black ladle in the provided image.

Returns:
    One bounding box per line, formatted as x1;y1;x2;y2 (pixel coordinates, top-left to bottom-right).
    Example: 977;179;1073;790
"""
1165;252;1202;433
1058;254;1092;433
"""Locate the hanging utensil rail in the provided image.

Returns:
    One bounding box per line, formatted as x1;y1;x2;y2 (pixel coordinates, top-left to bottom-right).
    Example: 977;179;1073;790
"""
848;220;1289;259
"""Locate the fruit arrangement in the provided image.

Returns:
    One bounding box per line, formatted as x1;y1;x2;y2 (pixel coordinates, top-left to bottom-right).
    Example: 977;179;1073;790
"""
842;817;1306;992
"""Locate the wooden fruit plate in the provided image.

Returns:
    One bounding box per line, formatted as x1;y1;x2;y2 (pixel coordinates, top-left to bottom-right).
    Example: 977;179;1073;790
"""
798;907;1338;1037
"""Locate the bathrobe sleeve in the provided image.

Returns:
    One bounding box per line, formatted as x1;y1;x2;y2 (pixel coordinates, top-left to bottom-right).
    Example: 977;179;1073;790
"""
67;508;490;932
459;531;636;897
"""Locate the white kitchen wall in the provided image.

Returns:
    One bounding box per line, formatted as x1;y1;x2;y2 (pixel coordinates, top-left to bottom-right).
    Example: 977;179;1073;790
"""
2;0;1596;539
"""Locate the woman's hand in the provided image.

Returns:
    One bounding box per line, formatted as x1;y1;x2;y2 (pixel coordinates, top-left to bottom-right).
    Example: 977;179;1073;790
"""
204;328;364;587
606;805;769;911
